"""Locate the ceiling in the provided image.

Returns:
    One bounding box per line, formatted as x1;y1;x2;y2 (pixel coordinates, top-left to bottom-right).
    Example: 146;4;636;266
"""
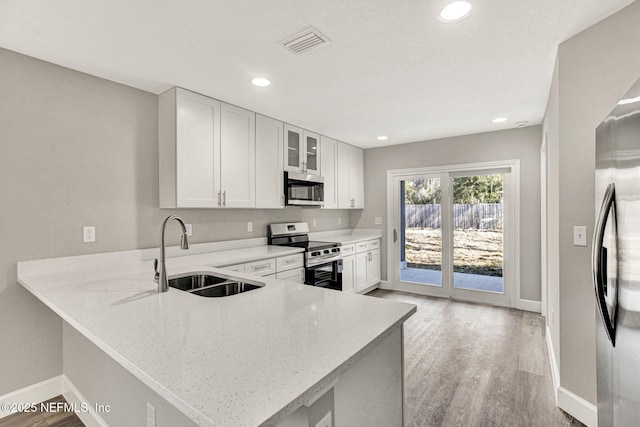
0;0;635;148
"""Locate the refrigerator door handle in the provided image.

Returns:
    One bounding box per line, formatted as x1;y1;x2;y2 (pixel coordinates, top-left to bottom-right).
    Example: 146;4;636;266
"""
592;182;617;346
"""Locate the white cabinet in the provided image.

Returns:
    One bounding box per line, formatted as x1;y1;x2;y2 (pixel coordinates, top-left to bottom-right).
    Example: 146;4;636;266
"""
284;124;320;175
342;254;356;293
245;258;277;276
255;114;284;208
337;142;365;209
276;253;304;271
320;136;338;209
220;102;256;208
367;249;381;285
355;252;369;291
159;87;221;208
276;267;305;284
355;239;381;292
222;263;245;273
159;88;256;208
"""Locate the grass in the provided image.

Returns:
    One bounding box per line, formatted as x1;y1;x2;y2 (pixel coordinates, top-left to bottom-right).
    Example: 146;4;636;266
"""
404;228;503;277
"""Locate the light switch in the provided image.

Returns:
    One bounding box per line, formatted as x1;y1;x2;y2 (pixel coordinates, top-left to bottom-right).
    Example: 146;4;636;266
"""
374;217;382;225
573;226;587;246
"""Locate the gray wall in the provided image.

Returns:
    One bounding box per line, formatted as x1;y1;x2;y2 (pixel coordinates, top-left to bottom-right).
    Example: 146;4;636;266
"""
544;0;640;405
0;47;351;395
351;126;542;302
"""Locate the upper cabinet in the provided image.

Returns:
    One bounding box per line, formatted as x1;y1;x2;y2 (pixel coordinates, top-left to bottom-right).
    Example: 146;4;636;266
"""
159;87;363;210
159;88;256;208
160;88;221;208
337;142;365;209
220;103;256;208
284;124;321;175
256;114;285;208
320;136;338;209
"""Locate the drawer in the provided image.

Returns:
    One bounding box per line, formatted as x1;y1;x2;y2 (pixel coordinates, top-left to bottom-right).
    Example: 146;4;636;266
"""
366;239;380;250
221;263;245;273
276;253;304;272
355;242;368;253
341;244;355;256
244;258;276;276
276;267;305;284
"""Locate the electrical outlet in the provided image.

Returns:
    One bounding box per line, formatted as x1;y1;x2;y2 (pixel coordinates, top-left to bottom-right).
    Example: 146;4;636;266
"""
83;226;96;243
146;403;155;427
338;217;342;225
315;411;332;427
374;217;382;225
185;224;193;236
573;226;587;246
247;222;253;232
312;218;317;227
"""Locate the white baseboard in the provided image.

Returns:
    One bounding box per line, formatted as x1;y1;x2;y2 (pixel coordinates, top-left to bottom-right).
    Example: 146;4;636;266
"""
62;376;108;427
0;376;63;419
545;326;597;427
558;386;597;427
517;298;542;313
545;326;560;401
0;375;106;427
378;280;390;290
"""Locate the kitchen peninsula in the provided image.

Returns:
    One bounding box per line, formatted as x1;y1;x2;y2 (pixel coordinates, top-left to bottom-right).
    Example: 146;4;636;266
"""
17;243;416;427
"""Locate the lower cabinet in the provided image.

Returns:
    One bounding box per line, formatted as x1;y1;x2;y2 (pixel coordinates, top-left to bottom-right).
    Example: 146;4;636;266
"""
220;252;304;284
276;267;305;284
355;239;381;293
342;255;356;293
355;253;369;292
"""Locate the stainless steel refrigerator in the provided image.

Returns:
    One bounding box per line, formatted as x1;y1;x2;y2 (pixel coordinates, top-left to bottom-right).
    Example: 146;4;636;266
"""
594;76;640;427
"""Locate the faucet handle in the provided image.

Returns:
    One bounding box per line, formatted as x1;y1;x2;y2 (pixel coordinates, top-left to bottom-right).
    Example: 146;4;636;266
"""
154;258;159;283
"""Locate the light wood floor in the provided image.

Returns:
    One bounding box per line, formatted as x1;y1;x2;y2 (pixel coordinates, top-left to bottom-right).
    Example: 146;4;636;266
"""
0;395;84;427
369;289;584;427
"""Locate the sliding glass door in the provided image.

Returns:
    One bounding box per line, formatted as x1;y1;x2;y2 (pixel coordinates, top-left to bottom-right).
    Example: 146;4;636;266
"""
391;165;514;307
400;175;445;288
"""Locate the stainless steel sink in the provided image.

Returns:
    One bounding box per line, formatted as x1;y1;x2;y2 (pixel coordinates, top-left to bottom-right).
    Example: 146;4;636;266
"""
168;272;264;297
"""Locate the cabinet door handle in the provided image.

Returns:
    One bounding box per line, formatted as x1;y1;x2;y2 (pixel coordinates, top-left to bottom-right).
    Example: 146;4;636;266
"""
393;229;398;243
222;190;226;207
368;252;372;261
351;198;355;208
217;191;221;207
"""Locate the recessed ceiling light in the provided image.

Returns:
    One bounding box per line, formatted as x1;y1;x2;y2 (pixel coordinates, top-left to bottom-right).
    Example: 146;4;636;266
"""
377;136;389;141
492;117;508;123
251;77;271;87
439;1;472;22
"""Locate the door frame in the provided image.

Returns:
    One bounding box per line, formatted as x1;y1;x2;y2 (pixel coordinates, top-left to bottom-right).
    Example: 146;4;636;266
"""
385;159;521;308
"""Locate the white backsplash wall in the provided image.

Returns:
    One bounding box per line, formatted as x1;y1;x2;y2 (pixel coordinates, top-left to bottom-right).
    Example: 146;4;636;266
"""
0;47;350;395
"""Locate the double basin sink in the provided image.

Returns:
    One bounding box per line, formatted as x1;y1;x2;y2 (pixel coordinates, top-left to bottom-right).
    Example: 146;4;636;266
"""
169;272;264;297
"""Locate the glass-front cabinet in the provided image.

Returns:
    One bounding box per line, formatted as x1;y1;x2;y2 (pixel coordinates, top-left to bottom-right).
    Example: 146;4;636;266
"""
284;123;320;175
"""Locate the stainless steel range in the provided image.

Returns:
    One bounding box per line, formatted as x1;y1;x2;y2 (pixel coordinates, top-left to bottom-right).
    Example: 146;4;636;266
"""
268;222;342;290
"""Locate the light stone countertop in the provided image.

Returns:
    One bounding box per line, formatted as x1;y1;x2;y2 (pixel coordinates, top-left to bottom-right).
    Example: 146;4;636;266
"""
17;248;415;427
308;229;383;246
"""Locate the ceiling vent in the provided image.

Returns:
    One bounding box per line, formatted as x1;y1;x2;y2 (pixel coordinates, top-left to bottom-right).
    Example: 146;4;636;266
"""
279;26;330;55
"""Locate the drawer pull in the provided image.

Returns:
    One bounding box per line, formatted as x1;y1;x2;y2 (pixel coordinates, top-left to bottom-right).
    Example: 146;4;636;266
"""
252;264;270;271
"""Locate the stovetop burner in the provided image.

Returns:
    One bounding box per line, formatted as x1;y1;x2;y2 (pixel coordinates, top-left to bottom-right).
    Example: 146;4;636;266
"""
287;240;340;251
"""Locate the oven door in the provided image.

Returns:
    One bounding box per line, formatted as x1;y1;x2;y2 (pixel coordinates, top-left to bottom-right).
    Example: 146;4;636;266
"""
305;259;343;290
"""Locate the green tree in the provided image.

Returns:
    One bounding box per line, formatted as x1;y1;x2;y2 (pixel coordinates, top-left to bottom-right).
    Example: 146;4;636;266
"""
404;178;441;204
453;175;503;203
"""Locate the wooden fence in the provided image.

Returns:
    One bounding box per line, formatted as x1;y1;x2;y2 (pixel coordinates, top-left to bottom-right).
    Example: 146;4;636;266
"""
405;203;503;230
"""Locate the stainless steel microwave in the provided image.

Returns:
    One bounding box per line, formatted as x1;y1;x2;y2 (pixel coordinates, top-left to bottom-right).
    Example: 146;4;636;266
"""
285;172;324;206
